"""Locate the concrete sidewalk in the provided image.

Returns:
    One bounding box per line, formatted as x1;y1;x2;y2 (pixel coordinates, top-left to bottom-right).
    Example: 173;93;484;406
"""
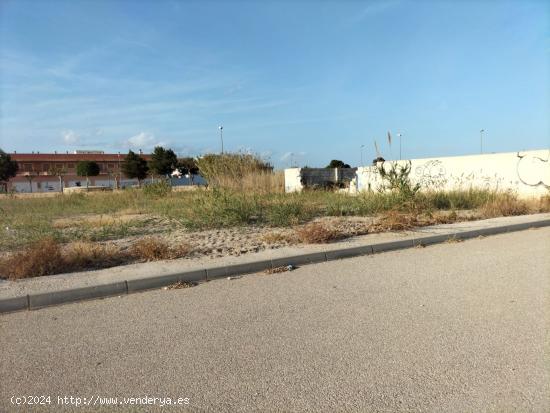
1;213;549;313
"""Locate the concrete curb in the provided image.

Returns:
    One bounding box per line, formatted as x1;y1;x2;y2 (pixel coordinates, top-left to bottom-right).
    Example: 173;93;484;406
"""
1;217;549;314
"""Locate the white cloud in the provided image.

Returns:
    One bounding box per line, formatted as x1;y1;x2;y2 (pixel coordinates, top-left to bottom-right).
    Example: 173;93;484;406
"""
124;131;166;151
350;0;401;24
280;151;306;161
280;152;292;161
62;129;79;144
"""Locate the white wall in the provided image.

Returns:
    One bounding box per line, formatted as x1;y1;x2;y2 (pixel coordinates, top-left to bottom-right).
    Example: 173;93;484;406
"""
285;168;303;193
356;150;549;197
285;150;550;197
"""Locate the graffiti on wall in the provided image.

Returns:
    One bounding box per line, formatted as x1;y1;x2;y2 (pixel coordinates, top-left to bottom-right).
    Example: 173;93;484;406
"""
292;150;550;196
414;160;447;189
516;151;550;188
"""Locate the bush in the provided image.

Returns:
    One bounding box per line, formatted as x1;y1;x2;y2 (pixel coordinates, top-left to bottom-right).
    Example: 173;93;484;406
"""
295;222;341;243
64;241;126;270
143;180;172;198
176;189;262;229
376;161;420;199
130;237;192;261
0;238;64;279
370;210;421;232
196;152;280;192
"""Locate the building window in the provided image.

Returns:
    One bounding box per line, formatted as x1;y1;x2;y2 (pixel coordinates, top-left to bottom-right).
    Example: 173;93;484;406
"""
23;163;32;172
68;163;75;169
43;163;50;172
108;163;115;170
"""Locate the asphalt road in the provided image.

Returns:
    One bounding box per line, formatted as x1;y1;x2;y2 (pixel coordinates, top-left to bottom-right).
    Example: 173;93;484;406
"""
1;228;549;412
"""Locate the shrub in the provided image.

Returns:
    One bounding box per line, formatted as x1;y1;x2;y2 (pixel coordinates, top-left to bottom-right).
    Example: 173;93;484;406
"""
177;189;261;229
295;222;341;243
130;237;192;261
0;237;64;279
376;161;420;199
64;241;126;270
370;210;421;232
196;152;281;192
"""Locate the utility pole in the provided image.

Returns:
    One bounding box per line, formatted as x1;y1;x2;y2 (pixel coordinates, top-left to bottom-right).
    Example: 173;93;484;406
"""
480;129;484;154
218;126;224;154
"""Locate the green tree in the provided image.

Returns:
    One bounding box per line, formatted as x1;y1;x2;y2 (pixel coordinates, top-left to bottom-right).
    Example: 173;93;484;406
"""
121;150;149;187
177;157;199;175
0;149;19;192
76;161;100;188
149;146;178;178
326;159;351;168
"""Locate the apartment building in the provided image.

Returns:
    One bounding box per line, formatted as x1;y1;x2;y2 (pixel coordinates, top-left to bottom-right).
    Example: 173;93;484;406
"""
6;151;152;193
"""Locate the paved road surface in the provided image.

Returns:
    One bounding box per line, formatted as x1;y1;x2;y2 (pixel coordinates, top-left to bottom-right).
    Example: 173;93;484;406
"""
1;228;549;412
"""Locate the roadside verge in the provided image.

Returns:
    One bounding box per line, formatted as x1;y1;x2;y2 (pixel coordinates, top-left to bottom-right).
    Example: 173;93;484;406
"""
1;213;549;313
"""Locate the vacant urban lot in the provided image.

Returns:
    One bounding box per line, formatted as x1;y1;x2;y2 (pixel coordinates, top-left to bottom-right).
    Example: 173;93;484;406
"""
1;228;548;412
1;188;549;279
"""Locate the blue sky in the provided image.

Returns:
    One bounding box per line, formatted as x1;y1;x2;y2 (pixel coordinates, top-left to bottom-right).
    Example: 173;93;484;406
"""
0;0;548;167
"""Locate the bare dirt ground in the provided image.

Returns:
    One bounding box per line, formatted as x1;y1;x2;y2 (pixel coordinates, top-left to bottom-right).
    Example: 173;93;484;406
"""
86;211;472;260
0;210;476;280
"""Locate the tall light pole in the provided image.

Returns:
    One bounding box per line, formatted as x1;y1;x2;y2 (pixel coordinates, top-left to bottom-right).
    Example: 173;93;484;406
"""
479;129;484;154
397;133;403;160
218;125;224;154
360;145;365;166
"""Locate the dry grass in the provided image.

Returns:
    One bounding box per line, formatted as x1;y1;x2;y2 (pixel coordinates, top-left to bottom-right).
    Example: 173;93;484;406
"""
0;238;64;279
64;241;126;270
129;236;193;261
0;236;193;279
210;170;284;193
370;210;422;232
0;239;130;280
53;213;144;229
533;195;550;213
370;209;463;232
480;194;529;218
261;230;297;244
294;222;342;244
196;152;283;193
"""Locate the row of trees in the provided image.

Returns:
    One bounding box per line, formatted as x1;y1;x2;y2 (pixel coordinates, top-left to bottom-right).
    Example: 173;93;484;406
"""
72;148;200;187
0;147;199;192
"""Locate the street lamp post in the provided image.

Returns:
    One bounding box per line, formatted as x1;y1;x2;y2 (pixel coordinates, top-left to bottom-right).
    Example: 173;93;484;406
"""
480;129;485;154
218;126;224;154
397;133;403;160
